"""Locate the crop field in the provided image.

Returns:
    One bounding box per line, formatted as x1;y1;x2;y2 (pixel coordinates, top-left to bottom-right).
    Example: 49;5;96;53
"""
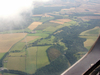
50;19;73;24
36;46;50;69
28;22;42;30
26;46;50;74
0;33;27;53
26;47;37;74
79;27;99;50
5;57;25;72
34;22;60;30
33;14;53;17
21;36;40;43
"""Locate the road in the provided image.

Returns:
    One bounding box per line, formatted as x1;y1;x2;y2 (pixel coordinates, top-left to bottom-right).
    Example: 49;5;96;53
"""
61;36;100;75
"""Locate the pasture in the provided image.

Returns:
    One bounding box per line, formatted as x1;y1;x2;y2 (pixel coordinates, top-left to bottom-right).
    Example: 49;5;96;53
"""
10;42;26;51
28;22;42;30
37;36;55;45
80;26;100;36
5;57;25;72
34;22;60;30
0;33;27;53
21;36;40;43
26;46;50;73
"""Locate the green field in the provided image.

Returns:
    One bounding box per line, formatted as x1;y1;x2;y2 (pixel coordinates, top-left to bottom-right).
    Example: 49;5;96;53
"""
38;36;55;45
0;53;5;59
80;27;100;36
27;31;50;38
26;46;50;74
34;22;60;30
0;28;31;34
10;42;26;51
4;73;18;75
4;57;25;72
40;17;54;22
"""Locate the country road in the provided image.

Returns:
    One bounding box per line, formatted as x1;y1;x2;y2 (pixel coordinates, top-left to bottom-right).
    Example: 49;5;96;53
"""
61;35;100;75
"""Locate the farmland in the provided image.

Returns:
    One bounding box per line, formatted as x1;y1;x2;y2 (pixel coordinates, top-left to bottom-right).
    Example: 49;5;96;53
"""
26;46;50;74
80;27;99;50
0;33;27;53
21;36;40;43
28;22;42;30
50;19;72;24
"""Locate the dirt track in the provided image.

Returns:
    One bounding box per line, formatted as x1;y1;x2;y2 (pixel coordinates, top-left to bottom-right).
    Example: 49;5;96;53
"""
61;36;100;75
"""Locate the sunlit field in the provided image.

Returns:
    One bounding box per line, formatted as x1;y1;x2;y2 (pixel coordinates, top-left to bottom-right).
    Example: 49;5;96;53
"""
0;33;27;53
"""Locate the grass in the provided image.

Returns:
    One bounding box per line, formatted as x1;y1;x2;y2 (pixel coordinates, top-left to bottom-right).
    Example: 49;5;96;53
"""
36;46;50;69
9;52;26;57
3;73;18;75
27;32;49;38
21;36;40;43
0;28;31;34
80;27;100;36
28;22;42;30
5;57;25;72
0;33;27;53
34;22;60;30
26;46;50;74
37;36;55;45
39;17;54;22
26;47;37;74
0;53;5;59
10;42;26;51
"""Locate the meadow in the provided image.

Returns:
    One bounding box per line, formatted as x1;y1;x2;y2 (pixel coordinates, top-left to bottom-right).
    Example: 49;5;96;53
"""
4;57;25;72
26;46;50;74
21;36;40;43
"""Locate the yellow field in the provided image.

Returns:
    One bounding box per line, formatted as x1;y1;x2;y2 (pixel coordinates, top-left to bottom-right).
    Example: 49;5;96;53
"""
28;22;42;30
50;19;71;24
21;36;39;42
33;14;53;17
0;33;27;53
84;39;95;47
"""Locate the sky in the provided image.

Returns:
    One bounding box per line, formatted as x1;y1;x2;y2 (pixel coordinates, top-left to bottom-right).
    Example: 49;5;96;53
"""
0;0;50;18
